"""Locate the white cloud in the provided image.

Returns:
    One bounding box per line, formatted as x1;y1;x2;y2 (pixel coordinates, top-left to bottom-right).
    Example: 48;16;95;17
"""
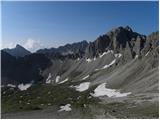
1;42;16;49
1;38;69;52
1;39;44;52
23;38;44;52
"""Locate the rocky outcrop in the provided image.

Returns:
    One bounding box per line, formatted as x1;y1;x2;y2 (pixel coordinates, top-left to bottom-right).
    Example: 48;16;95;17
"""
85;26;146;59
142;31;158;54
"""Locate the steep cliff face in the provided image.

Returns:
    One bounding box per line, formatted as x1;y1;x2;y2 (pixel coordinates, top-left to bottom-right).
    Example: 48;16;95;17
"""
85;26;146;60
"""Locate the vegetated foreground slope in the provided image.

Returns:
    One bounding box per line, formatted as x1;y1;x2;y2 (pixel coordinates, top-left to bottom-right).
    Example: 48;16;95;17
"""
1;27;159;119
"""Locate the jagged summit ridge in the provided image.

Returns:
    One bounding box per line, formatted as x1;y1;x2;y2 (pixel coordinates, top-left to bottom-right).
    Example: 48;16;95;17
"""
85;26;146;59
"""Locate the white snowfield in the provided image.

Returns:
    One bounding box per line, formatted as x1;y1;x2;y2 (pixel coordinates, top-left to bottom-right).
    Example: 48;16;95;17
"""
103;59;116;69
58;78;69;84
86;58;92;63
58;104;72;112
18;83;32;91
7;84;16;88
91;83;131;98
114;53;122;58
46;73;52;84
74;82;90;92
82;75;90;80
55;76;60;83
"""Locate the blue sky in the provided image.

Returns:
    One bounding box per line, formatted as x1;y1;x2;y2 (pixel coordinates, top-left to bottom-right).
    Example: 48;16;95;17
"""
2;1;158;52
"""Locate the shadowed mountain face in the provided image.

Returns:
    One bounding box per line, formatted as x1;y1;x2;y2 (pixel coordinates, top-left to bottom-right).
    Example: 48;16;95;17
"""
2;44;31;57
36;40;88;57
1;51;52;85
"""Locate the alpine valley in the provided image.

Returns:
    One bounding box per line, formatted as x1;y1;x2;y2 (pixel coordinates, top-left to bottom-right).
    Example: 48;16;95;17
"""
1;26;159;118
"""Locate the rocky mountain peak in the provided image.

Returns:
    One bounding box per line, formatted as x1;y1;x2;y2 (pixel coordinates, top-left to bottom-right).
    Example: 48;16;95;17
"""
2;44;31;57
125;26;133;32
85;26;146;59
16;44;23;48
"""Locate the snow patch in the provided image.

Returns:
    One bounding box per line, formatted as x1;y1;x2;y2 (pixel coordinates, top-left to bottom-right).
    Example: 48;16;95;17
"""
91;83;131;98
58;104;72;112
82;75;89;80
7;84;16;88
93;57;96;61
109;50;114;54
99;50;114;58
18;83;32;91
46;73;52;84
145;51;150;56
55;76;60;83
95;59;116;71
99;52;107;58
103;59;116;69
74;82;90;92
58;78;69;84
86;58;92;63
114;53;122;58
95;68;100;71
135;55;138;59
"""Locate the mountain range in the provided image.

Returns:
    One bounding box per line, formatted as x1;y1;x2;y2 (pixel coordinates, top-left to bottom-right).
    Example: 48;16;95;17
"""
2;26;158;85
1;26;159;119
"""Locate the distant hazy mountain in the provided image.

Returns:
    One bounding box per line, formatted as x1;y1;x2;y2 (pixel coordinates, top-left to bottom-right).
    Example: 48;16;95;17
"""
36;40;88;57
2;44;31;57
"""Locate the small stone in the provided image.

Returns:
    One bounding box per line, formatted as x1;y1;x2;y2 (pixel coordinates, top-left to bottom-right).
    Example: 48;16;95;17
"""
37;96;41;99
48;103;51;106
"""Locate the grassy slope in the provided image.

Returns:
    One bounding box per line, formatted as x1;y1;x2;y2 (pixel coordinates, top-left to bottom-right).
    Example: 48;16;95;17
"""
2;83;99;113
